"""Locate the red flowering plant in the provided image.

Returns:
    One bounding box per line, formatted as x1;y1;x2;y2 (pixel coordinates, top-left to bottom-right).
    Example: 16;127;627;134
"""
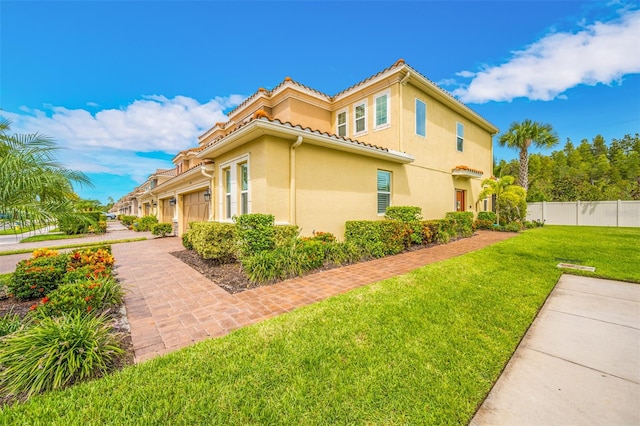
66;247;115;280
8;253;70;300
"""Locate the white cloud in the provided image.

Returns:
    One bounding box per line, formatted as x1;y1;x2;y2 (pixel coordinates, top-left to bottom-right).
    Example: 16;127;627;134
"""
453;8;640;103
2;94;244;176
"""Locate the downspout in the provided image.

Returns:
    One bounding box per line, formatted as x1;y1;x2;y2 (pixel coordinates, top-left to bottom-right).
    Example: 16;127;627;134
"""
399;71;410;153
290;136;303;225
201;162;215;221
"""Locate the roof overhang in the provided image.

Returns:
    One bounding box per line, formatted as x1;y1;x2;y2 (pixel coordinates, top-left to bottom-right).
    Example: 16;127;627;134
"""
197;118;414;164
452;166;484;179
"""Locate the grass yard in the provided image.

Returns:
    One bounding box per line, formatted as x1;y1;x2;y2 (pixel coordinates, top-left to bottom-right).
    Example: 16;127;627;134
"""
0;238;147;256
20;233;89;243
1;226;638;424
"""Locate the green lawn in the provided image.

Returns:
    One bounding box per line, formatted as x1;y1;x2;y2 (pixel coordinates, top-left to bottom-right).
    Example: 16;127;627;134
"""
1;226;638;424
0;238;147;256
19;233;89;243
0;226;48;236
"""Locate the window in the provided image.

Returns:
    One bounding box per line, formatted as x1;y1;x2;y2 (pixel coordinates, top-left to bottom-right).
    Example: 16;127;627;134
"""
416;99;426;137
456;122;464;152
219;155;250;221
240;163;248;215
374;91;389;129
224;168;232;219
377;170;391;215
354;102;367;134
337;110;347;137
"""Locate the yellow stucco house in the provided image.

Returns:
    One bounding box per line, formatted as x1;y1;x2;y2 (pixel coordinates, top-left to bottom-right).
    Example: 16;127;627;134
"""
120;60;498;237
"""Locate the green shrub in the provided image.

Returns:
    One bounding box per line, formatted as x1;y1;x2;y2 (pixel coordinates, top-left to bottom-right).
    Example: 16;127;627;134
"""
0;310;23;337
384;206;423;222
235;214;276;258
445;212;474;238
189;222;237;263
120;215;137;226
474;219;495;230
62;265;111;284
134;215;158;232
58;212;101;235
0;312;123;397
33;277;124;318
182;230;194;250
242;248;292;284
421;219;455;244
152;222;173;237
294;239;326;271
496;223;523;232
477;211;497;223
324;241;363;266
345;220;408;258
274;225;299;248
9;253;70;301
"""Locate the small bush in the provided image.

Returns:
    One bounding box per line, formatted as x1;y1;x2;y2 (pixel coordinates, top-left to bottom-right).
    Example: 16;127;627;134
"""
445;212;474;238
9;253;70;301
235;214;276;258
182;230;194;250
345;220;408;258
474;219;495;230
33;277;124;318
0;313;123;397
477;211;497;223
189;222;237;262
58;212;101;235
31;248;59;259
496;223;523;232
274;225;299;248
120;215;137;226
324;241;362;266
67;247;114;276
384;206;423;222
134;215;158;232
152;222;173;237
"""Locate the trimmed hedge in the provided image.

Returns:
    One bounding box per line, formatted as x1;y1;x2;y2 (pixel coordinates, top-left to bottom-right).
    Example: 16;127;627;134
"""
58;212;102;235
152;223;173;237
235;214;276;258
189;222;237;263
134;215;158;232
477;211;497;223
344;220;409;258
384;206;423;222
120;215;137;226
9;253;70;301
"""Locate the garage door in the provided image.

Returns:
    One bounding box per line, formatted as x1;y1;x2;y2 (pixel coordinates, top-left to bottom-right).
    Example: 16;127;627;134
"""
161;200;174;223
182;190;209;231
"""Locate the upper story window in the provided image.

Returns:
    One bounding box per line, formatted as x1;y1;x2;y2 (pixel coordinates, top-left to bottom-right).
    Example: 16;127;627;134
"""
354;101;367;135
337;109;347;137
416;99;426;137
456;122;464;152
377;170;391;215
374;91;390;130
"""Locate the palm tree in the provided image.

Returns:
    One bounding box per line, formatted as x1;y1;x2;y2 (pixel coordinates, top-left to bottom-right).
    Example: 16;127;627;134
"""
499;119;558;190
0;118;92;227
478;175;527;225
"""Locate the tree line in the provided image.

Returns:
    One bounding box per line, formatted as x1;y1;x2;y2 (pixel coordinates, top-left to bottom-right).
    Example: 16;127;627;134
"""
495;133;640;202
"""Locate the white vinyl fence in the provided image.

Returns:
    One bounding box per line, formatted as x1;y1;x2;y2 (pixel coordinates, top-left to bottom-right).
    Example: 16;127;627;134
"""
527;200;640;227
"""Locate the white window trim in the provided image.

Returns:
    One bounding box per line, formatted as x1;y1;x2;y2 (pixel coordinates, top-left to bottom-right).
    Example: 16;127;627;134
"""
377;170;391;216
415;98;427;137
373;90;391;131
456;121;464;152
353;101;367;136
218;154;250;222
336;108;348;137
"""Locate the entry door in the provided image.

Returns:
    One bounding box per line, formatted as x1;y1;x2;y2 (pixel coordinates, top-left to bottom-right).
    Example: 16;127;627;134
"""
455;190;466;212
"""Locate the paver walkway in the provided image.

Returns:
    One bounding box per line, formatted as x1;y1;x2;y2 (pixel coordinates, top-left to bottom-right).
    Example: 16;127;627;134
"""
112;230;518;363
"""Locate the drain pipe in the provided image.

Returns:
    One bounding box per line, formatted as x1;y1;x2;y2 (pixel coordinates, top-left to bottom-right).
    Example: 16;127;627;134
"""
201;162;215;220
290;136;303;225
399;71;410;153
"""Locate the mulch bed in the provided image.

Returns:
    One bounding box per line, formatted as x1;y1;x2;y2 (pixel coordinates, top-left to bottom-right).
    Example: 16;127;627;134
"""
170;250;256;294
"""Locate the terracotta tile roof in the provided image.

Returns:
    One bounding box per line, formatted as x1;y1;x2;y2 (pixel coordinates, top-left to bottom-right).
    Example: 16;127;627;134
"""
203;114;390;154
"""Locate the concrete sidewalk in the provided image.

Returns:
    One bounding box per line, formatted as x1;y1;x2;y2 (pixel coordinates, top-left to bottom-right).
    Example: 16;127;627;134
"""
471;275;640;425
0;221;151;274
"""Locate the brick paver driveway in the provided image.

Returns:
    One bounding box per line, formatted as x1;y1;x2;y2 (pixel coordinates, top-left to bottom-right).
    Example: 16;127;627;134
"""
112;231;518;363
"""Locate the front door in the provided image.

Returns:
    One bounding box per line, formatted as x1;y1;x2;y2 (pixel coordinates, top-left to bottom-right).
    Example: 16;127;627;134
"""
455;189;466;212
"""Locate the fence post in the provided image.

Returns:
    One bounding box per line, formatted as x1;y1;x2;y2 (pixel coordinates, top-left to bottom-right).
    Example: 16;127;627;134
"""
542;201;546;223
576;200;580;226
617;199;621;227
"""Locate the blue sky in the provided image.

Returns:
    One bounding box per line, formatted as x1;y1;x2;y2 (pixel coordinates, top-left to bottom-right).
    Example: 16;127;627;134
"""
1;0;639;204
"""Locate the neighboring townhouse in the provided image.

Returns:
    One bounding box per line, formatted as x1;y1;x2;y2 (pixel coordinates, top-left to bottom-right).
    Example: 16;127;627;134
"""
121;59;498;237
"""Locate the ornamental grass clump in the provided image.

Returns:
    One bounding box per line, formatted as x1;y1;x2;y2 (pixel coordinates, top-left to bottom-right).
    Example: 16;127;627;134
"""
0;312;123;397
0;310;23;337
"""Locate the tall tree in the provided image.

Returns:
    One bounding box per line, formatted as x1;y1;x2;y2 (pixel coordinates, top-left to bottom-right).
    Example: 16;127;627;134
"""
498;119;559;190
0;118;92;226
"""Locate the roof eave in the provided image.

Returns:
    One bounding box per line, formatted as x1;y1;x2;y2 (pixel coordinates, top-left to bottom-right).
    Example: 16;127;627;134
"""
197;119;414;164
